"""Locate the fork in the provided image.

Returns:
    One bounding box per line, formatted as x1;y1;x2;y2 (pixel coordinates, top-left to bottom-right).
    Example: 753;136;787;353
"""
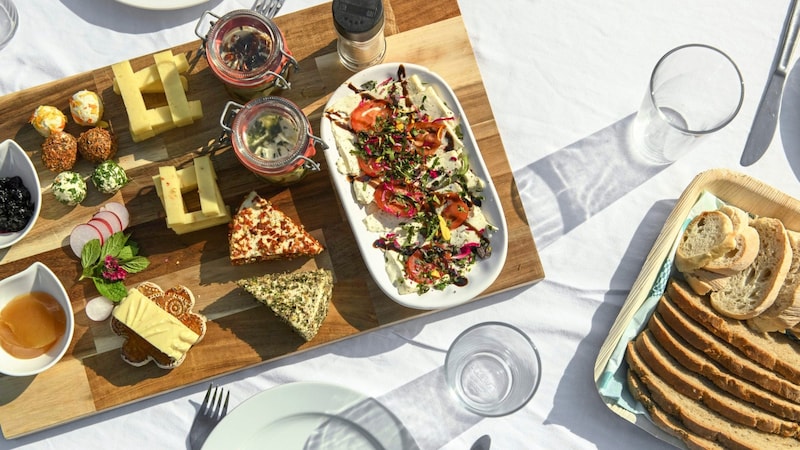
252;0;286;19
188;384;230;450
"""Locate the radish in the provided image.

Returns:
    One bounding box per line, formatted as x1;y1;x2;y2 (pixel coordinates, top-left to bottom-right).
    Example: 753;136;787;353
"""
88;218;114;242
93;210;123;233
101;202;130;230
86;296;115;321
70;223;104;258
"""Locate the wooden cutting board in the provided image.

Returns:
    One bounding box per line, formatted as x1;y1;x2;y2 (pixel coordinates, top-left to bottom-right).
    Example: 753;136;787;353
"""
0;0;544;439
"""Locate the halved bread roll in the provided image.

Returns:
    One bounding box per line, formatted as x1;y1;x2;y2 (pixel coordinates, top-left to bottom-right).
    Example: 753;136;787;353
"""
709;217;791;320
703;207;759;276
675;210;737;273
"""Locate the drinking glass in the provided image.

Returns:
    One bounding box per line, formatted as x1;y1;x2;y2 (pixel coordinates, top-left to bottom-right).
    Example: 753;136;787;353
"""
444;322;541;416
0;0;16;51
632;44;744;164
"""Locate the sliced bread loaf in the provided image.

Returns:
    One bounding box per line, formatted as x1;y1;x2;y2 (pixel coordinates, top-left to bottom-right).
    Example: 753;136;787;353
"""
633;330;799;436
648;311;800;420
626;371;725;450
668;279;800;385
748;229;800;332
626;342;800;449
675;210;737;273
656;291;800;402
709;217;791;319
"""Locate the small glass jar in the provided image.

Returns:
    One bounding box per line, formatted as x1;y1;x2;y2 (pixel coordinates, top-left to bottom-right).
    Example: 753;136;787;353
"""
332;0;387;72
196;9;298;102
220;97;326;186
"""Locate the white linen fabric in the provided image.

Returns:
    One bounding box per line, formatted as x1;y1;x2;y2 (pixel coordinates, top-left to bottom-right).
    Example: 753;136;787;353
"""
0;0;796;449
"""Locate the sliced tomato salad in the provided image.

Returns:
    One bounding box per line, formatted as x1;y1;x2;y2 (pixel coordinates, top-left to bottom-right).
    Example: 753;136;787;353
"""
331;68;495;295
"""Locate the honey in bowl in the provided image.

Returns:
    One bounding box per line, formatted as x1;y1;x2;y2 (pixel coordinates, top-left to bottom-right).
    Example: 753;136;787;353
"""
0;291;66;359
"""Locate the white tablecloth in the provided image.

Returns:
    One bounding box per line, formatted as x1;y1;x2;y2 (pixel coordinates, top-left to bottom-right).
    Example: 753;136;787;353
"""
1;0;797;448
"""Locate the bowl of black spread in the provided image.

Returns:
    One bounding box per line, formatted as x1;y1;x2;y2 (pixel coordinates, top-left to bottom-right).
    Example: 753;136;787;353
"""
0;139;41;249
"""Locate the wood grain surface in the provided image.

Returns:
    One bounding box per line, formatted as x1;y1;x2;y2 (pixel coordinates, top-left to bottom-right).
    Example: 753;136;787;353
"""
0;0;544;438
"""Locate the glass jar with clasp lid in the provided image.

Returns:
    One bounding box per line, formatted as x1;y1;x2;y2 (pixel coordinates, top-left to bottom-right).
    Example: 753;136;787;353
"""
220;97;326;186
195;9;299;102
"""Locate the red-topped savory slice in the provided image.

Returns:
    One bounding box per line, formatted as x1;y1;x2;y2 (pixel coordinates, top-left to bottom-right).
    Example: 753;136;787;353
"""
228;191;323;265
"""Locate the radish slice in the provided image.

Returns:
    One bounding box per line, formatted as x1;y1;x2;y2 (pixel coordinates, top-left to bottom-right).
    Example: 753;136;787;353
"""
94;210;123;234
70;223;104;258
89;218;114;241
101;202;130;230
86;296;115;321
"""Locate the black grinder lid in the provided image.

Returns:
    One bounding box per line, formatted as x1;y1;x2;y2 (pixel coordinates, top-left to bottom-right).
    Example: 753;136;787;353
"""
332;0;385;42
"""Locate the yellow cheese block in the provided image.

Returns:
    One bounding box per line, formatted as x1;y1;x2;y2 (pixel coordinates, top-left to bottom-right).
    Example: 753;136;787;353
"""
113;289;200;362
154;51;193;127
158;166;188;227
141;101;203;138
111;53;189;94
111;60;155;141
169;206;232;235
153;166;198;202
194;155;222;217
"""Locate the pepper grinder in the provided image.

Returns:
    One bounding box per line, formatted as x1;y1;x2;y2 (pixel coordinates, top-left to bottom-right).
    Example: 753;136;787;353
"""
332;0;387;71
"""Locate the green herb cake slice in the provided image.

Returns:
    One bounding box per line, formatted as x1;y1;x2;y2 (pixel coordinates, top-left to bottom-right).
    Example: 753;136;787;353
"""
238;268;333;341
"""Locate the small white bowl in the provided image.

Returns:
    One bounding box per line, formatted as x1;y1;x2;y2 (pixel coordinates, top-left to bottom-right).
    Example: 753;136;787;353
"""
0;262;74;376
0;139;42;249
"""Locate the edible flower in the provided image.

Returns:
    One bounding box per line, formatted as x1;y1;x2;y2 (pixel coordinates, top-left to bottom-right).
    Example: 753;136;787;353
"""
80;232;150;302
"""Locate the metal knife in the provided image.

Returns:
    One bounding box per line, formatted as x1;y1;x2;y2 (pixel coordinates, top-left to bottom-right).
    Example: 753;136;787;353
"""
741;0;800;166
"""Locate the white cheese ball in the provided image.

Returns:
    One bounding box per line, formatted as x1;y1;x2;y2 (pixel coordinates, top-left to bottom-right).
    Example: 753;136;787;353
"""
52;171;87;206
91;161;128;194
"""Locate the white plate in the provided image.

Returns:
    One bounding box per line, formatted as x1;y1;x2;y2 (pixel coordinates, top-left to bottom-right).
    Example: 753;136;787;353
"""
113;0;208;10
319;63;509;310
202;382;419;450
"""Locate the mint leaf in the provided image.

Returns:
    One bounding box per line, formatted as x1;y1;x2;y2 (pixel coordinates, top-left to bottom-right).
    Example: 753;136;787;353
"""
102;232;128;258
117;245;134;260
81;239;102;269
120;256;150;274
94;279;128;303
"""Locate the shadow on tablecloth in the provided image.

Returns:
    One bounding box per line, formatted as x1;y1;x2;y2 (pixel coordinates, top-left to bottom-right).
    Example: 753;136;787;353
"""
513;114;666;251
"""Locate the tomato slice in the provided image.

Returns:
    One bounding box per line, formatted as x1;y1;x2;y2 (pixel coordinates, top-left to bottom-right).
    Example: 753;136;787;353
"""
374;183;422;218
441;197;469;229
351;99;391;133
405;249;440;284
410;121;446;156
357;156;384;178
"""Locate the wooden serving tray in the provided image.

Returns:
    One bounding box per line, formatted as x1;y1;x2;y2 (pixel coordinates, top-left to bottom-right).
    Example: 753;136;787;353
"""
0;0;544;439
593;168;800;447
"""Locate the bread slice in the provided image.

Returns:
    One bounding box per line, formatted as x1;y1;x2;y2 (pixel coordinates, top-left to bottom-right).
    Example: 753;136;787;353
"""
748;229;800;332
709;217;791;319
228;191;324;265
703;223;759;276
675;210;737;273
237;268;333;341
683;269;730;296
656;291;800;402
719;204;751;230
626;342;800;449
668;279;800;385
626;370;725;450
